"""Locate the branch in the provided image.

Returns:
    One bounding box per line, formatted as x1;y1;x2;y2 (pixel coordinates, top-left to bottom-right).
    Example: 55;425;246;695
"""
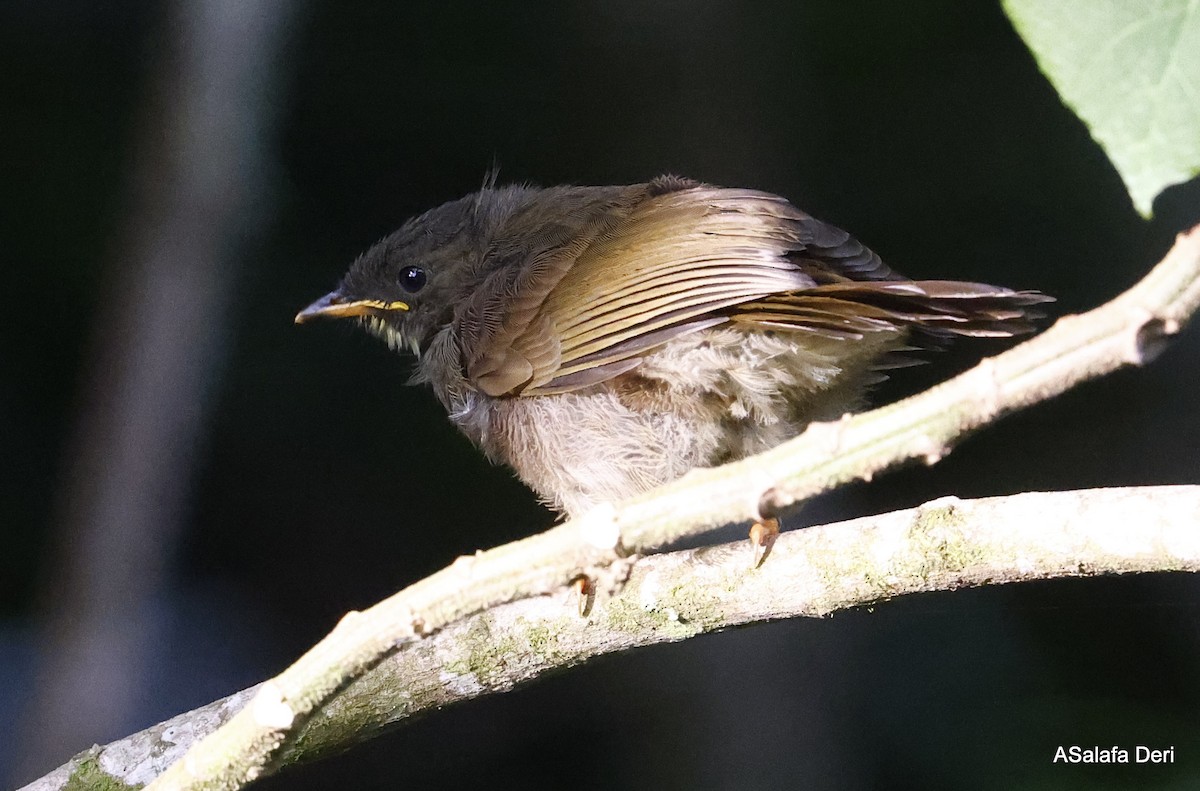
132;223;1200;791
25;486;1200;791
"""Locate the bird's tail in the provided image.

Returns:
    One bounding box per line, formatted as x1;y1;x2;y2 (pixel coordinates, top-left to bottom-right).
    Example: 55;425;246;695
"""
729;280;1053;341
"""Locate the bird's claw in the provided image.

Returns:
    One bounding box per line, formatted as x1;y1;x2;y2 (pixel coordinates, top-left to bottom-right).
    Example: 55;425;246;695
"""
749;518;780;568
571;574;593;617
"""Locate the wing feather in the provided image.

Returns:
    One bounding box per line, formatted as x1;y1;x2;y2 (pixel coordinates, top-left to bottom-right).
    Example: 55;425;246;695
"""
458;180;1049;397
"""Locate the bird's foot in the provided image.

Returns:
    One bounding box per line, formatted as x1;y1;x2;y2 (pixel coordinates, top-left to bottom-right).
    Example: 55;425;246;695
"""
570;574;594;617
749;518;780;568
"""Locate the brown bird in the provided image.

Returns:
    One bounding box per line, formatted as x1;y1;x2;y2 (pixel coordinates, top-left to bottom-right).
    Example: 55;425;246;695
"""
297;176;1049;556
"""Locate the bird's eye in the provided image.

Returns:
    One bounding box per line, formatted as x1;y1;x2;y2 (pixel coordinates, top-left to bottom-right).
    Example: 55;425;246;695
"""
398;265;426;293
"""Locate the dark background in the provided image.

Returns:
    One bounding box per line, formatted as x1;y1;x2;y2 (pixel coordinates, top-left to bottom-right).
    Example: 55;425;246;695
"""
4;1;1200;789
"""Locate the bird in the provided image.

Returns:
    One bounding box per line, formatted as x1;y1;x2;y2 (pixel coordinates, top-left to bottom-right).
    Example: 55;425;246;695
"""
296;175;1050;560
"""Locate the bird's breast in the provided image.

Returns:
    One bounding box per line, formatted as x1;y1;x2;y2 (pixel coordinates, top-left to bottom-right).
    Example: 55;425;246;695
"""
436;325;905;516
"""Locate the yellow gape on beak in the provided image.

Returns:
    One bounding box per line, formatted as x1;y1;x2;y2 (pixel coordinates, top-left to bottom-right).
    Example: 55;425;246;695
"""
294;291;410;324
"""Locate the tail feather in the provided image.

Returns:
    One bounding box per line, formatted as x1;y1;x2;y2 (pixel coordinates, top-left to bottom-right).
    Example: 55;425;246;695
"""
728;280;1053;343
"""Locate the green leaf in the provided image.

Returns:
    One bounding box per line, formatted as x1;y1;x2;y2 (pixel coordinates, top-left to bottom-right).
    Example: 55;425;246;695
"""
1003;0;1200;217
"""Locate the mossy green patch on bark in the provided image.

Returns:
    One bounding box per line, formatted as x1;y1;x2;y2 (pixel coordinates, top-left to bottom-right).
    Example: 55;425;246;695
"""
602;578;718;640
909;499;983;577
804;534;897;614
62;750;140;791
519;619;570;664
663;580;729;630
800;500;983;614
604;596;689;638
442;614;521;682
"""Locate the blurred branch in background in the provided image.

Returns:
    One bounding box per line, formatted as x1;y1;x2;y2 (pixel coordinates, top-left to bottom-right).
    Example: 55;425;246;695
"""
14;0;299;782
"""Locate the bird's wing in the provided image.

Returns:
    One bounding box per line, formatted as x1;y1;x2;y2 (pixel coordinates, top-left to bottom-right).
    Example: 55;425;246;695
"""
457;181;1047;397
459;182;870;396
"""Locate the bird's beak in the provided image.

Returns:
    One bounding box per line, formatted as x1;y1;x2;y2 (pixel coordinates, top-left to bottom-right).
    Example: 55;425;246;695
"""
294;291;410;324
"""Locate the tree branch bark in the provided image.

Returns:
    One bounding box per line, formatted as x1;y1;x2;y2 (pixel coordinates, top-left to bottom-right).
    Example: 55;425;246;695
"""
23;486;1200;791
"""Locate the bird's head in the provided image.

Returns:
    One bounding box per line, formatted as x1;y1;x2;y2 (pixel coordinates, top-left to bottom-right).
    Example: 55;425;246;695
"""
295;194;486;354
